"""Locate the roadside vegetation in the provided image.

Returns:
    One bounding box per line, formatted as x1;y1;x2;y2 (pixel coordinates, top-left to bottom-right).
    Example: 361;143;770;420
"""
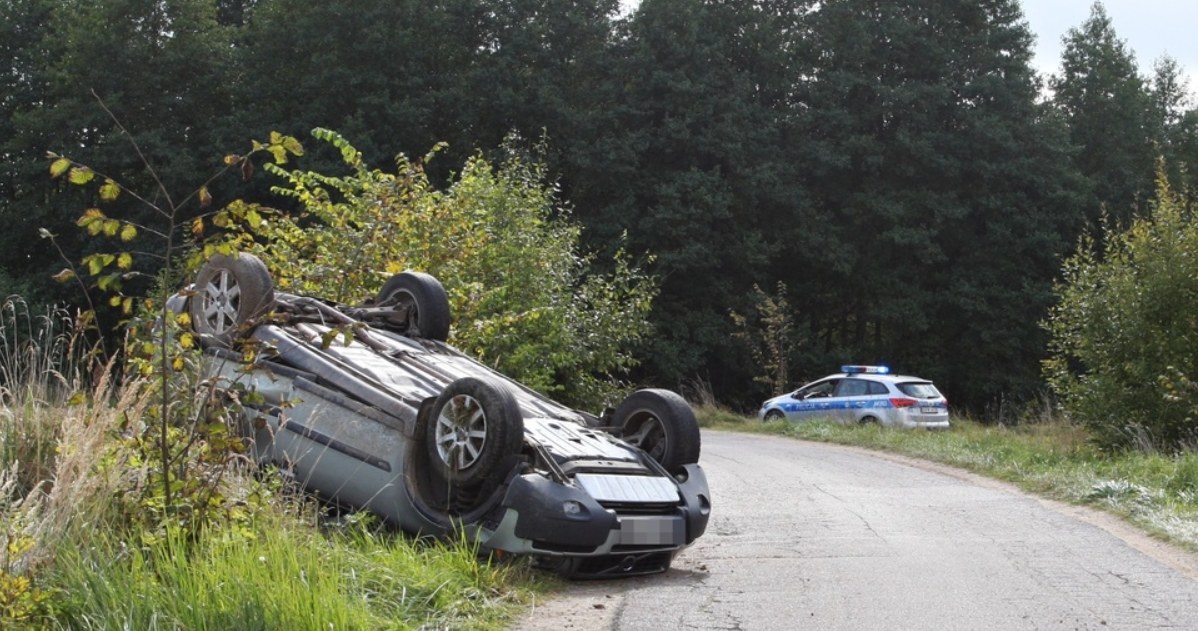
0;299;550;630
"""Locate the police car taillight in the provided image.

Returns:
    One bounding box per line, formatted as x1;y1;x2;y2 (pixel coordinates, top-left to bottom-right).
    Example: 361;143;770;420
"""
841;365;889;375
889;397;918;408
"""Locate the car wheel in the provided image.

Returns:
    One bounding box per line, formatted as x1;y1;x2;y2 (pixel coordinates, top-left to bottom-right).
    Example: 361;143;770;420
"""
859;415;879;426
375;271;451;341
427;377;524;486
189;252;275;348
614;389;701;473
763;410;785;422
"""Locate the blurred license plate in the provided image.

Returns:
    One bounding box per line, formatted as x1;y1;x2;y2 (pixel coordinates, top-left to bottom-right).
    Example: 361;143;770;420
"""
920;406;939;414
619;515;684;546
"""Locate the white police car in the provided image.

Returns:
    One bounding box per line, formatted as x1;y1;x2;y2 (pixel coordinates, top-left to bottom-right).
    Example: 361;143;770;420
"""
758;366;950;429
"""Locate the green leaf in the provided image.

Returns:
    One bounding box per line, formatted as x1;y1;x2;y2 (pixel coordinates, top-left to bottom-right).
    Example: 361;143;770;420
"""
50;158;72;178
68;167;95;185
282;136;304;157
100;179;120;201
76;208;105;227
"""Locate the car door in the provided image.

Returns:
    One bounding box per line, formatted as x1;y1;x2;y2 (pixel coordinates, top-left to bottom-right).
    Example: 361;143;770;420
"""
788;378;841;421
831;378;873;423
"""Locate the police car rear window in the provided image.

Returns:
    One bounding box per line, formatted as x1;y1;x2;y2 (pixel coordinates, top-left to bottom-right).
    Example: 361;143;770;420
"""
898;382;939;398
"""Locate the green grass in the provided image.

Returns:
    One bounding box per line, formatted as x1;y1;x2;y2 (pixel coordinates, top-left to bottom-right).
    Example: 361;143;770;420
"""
700;409;1198;551
48;509;540;631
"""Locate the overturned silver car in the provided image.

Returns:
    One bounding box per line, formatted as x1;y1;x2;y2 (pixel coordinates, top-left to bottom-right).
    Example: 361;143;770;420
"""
181;253;710;578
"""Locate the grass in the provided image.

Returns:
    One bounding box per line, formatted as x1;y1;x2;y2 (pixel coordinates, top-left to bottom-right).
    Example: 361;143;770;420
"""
697;407;1198;552
48;510;538;630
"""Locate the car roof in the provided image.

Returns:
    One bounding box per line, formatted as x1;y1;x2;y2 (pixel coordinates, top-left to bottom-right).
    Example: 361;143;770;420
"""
829;372;929;383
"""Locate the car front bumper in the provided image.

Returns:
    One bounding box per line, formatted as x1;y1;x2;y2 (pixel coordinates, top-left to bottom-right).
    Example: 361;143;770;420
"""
480;463;711;576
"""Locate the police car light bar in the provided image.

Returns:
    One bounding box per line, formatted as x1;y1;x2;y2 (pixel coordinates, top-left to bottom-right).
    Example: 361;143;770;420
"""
841;365;890;374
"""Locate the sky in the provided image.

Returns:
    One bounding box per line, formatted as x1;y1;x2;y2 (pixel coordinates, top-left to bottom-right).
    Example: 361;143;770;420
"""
1023;0;1198;89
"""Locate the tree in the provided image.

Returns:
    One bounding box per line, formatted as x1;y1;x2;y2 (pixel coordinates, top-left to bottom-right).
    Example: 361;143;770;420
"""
1050;2;1156;226
790;0;1086;410
564;0;808;402
1147;55;1198;195
1045;173;1198;451
2;0;244;303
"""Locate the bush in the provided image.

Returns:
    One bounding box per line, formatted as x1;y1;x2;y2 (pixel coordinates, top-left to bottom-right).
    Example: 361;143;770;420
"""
1044;173;1198;451
227;130;657;409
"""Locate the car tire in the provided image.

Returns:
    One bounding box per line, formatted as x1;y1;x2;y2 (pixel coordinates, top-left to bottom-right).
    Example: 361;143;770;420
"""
614;389;701;473
189;252;275;348
427;377;524;486
763;410;785;422
859;415;879;425
375;271;451;341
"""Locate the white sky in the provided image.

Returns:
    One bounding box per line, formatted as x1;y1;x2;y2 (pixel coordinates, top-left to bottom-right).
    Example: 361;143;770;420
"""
1024;0;1198;91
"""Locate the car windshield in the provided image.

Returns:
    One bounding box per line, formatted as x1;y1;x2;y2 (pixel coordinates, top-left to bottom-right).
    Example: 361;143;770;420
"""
897;382;940;399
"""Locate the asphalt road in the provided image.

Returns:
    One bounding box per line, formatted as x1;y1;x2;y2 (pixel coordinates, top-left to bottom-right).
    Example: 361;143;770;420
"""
516;429;1198;630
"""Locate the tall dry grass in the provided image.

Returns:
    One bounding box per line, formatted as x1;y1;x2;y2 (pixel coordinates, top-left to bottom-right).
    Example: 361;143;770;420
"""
0;299;145;575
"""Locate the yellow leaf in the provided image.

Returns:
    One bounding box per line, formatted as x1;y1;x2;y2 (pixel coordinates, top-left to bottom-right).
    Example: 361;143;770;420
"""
68;166;95;185
50;158;72;177
77;208;105;227
223;154;240;166
180;332;195;349
172;355;185;371
176;312;191;327
199;186;212;208
246;208;262;228
191;217;204;237
122;296;133;314
283;136;304;157
51;268;76;283
68;391;87;406
117;252;133;269
102;219;120;237
119;223;137;242
100;178;120;201
108;295;122;307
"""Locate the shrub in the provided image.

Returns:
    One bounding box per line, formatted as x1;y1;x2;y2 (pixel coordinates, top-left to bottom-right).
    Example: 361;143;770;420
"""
224;129;657;409
1044;172;1198;451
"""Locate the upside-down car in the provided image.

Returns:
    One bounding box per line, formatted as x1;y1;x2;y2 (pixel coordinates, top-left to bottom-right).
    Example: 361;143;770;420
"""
178;253;711;578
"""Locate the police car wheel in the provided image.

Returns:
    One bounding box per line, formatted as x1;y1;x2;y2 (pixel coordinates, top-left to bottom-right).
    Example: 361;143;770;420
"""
614;389;701;473
859;415;880;425
763;410;785;422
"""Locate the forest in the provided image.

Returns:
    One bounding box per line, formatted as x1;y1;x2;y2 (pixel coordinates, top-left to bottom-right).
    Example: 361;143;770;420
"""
3;0;1196;416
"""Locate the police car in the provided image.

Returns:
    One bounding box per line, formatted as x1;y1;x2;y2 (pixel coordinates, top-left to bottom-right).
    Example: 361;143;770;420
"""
758;366;950;429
